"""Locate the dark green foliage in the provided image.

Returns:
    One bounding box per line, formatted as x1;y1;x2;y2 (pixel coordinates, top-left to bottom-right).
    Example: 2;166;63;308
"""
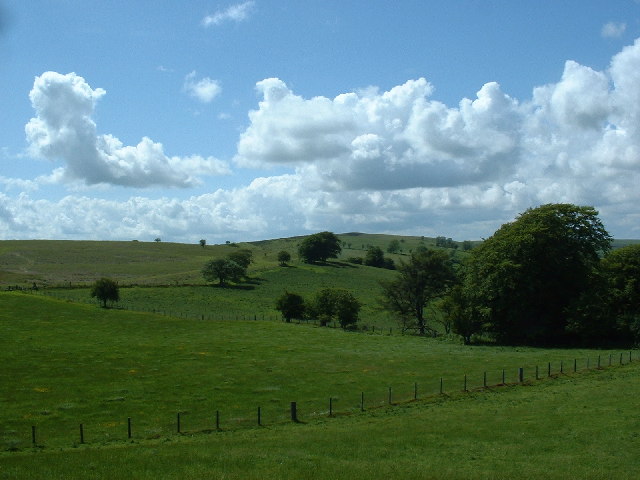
202;258;244;287
90;277;119;308
310;288;361;329
298;231;342;263
463;203;611;346
364;246;385;268
380;249;456;336
387;239;401;254
227;249;253;270
439;285;483;344
275;292;306;322
435;236;458;249
277;250;291;266
383;257;395;270
567;244;640;346
346;256;363;265
199;239;206;248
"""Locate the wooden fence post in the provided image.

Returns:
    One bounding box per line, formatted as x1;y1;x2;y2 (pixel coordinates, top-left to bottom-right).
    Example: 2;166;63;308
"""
440;377;443;394
216;410;220;430
127;417;132;439
464;374;467;392
361;392;364;412
79;424;84;444
31;426;36;445
388;386;392;404
290;402;298;422
518;367;524;383
258;406;262;426
483;371;487;388
574;359;577;373
177;413;181;433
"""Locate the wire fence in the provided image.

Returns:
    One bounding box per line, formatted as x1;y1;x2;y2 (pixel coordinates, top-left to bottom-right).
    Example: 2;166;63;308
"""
8;350;637;451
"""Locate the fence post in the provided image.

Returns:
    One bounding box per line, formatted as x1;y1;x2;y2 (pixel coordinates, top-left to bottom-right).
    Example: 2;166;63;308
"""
502;369;505;384
79;424;84;444
609;354;612;366
414;382;418;400
290;402;298;422
548;362;551;377
518;367;524;383
574;359;577;373
177;413;181;433
31;426;36;446
620;352;623;365
258;406;262;426
598;355;601;368
630;351;633;363
127;417;132;439
483;371;487;388
535;365;539;380
464;375;467;392
560;360;564;374
216;410;220;430
440;377;443;394
361;392;364;412
388;386;392;404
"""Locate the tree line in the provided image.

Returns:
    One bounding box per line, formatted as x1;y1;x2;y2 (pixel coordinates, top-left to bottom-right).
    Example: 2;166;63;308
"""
380;204;639;347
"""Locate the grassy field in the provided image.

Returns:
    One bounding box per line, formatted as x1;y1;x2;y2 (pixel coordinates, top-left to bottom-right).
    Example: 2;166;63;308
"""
0;293;640;479
2;237;639;478
2;293;634;449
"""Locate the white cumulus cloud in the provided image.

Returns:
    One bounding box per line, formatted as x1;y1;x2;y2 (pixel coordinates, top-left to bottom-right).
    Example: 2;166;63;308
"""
25;72;230;188
183;71;222;103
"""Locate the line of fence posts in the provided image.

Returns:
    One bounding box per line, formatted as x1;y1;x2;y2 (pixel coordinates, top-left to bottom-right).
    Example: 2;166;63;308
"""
21;351;636;448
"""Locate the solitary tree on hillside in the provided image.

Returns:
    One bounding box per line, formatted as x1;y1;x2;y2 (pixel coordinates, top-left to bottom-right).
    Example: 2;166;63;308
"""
199;239;206;248
202;258;245;287
277;250;292;266
298;231;342;263
91;278;120;308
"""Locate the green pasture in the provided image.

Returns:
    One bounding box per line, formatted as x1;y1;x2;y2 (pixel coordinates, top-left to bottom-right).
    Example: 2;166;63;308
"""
2;356;639;479
2;292;633;454
44;263;398;328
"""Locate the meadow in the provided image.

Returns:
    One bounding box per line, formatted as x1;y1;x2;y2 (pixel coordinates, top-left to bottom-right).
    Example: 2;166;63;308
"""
1;237;639;478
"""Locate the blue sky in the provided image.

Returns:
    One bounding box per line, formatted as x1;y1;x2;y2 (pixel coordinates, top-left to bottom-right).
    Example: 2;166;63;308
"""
1;1;640;242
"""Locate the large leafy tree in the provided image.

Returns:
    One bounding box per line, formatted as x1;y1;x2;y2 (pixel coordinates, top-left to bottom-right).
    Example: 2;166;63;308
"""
380;248;456;336
567;244;640;346
463;203;611;345
91;277;120;308
202;258;245;287
298;232;341;263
